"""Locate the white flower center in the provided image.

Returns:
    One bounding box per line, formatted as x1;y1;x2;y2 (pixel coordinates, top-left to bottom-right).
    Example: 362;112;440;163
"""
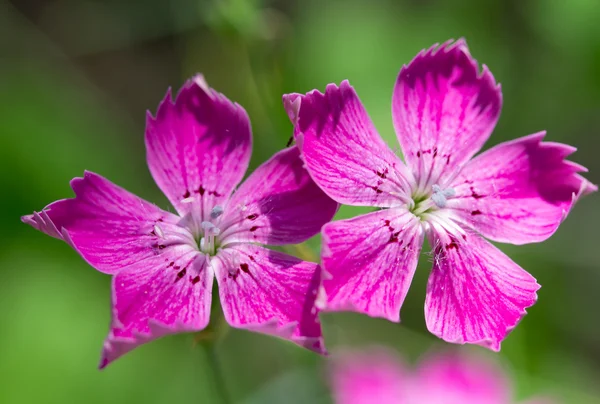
409;184;455;219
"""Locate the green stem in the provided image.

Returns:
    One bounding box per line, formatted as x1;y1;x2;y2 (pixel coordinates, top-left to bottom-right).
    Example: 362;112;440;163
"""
202;340;231;404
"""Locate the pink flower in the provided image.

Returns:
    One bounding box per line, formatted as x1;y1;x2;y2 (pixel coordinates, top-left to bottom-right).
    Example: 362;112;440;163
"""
23;75;338;368
283;40;596;349
330;348;553;404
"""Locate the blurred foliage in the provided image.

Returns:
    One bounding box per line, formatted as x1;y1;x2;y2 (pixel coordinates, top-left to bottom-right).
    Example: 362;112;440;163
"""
0;0;599;402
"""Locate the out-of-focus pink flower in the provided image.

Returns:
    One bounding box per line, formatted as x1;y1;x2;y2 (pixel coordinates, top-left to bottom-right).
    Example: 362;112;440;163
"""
331;348;554;404
283;39;596;349
23;75;338;368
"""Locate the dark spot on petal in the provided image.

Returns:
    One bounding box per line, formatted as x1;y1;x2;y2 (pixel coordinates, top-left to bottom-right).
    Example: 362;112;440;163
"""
433;147;438;158
471;210;482;216
416;151;421;157
446;242;459;251
158;244;166;250
247;214;258;221
249;255;255;262
149;230;156;236
446;155;451;164
469;186;484;199
237;263;256;281
176;268;187;281
173;265;181;270
389;231;400;243
249;226;259;232
375;169;388;179
168;261;175;267
157;218;164;222
384;220;390;226
209;190;222;197
462;234;467;240
190;275;201;285
183;190;191;199
370;185;383;194
197;186;205;196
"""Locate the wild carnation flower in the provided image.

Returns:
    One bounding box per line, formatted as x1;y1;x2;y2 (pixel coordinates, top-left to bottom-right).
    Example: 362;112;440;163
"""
283;40;596;349
22;75;338;368
330;348;553;404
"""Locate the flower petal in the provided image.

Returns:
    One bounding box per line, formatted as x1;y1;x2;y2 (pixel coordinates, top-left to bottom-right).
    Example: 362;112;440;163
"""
219;146;338;245
100;251;213;368
321;208;423;322
330;348;409;404
448;131;597;244
392;39;501;190
417;353;510;404
214;245;325;353
146;74;252;218
22;171;188;275
283;81;413;207
425;222;540;350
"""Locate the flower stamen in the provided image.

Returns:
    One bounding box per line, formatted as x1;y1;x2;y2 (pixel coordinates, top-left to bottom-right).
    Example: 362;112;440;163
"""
210;205;224;219
200;221;221;254
431;184;455;208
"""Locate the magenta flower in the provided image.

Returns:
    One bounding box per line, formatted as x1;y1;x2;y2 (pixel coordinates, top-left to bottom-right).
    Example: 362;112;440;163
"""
330;348;553;404
23;75;338;368
283;40;596;349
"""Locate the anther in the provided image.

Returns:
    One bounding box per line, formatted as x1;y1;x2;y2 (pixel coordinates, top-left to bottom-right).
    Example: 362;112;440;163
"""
201;221;221;236
210;205;224;219
431;184;456;209
153;224;164;238
441;188;456;198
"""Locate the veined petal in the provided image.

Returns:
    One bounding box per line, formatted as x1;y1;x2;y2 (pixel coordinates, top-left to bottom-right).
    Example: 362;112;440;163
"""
146;75;252;218
417;353;510;404
330;349;409;404
283;81;413;208
100;252;213;368
448;132;597;244
425;222;540;350
321;208;423;322
392;39;502;191
214;245;325;353
219;147;338;245
21;171;188;275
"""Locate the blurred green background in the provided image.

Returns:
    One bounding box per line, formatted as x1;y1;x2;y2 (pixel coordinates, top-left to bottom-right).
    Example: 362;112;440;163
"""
1;0;599;402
